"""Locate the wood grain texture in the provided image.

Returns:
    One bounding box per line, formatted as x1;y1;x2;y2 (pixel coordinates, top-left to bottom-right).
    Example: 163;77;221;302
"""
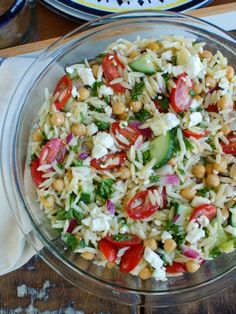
1;1;236;313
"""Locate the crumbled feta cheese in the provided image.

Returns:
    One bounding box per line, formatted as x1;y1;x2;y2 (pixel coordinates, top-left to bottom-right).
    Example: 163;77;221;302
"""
77;66;95;86
152;268;167;281
191;196;211;207
186;221;205;244
92;132;115;159
65;66;74;75
163;113;180;130
190;99;201;110
162;50;173;61
154;219;162;226
144;248;164;269
189;112;202;127
197;215;209;227
72;86;79;98
104;106;112;117
99;85;114;96
119;225;130;234
218;77;229;90
224;225;236;236
161;231;172;242
86;123;98;136
91;215;110;232
91;143;107;159
186;55;203;78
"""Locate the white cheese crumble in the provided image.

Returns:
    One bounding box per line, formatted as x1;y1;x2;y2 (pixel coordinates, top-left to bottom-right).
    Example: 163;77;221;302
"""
197;215;209;227
77;65;95;86
191;196;211;207
144;248;164;269
162;50;173;61
186;221;205;244
92;132;115;159
190;98;201;110
99;85;114;96
91;216;110;232
161;231;172;242
71;86;79;98
189;112;202;127
163;113;180;130
186;55;203;78
86;123;98;136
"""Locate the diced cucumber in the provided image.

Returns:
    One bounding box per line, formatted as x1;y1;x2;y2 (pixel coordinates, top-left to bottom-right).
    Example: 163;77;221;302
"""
150;132;174;168
219;239;235;254
175;204;193;226
62;96;75;112
66;66;78;79
230;207;236;227
210;218;228;248
129;54;156;75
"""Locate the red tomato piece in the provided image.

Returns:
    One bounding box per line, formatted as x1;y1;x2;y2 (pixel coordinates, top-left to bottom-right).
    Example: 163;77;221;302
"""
221;135;236;155
190;204;217;221
166;262;187;274
105;234;141;248
183;129;209;139
170;74;192;113
102;53;125;93
39;138;66;166
53;75;72;110
127;190;160;220
111;122;142;149
91;152;127;170
98;239;117;263
206;104;219;113
30;158;44;187
120;243;144;273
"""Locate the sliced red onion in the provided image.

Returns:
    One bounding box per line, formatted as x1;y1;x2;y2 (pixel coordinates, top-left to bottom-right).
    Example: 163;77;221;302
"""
106;199;115;215
172;214;180;223
67;219;77;233
78;152;89;159
66;133;74;145
160;174;180;186
182;245;200;258
129;120;153;138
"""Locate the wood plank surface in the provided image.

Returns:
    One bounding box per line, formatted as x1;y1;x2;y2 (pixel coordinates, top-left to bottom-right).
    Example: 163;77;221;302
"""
1;1;236;313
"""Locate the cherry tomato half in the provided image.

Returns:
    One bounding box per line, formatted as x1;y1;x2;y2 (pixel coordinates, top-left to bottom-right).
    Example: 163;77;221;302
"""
102;53;125;93
170;74;192;113
105;234;141;248
39;138;66;167
120;243;144;273
91;152;127;170
166;262;187;274
98;239;117;263
30;158;44;187
111;122;142;149
53;75;72;110
190;204;217;221
183;129;209;139
221;134;236;155
127;190;160;220
206;104;219;113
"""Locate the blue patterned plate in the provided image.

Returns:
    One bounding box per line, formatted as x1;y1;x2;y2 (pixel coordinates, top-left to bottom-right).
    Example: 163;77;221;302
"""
41;0;212;20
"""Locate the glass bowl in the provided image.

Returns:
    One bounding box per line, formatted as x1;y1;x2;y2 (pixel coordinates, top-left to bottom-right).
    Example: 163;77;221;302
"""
1;11;236;307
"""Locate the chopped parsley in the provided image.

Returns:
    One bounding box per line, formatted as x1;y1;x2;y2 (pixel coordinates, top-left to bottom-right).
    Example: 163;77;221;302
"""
160;96;169;111
79;192;91;204
197;187;210;197
64;233;78;251
31;153;37;161
95;120;110;131
210;247;222;258
149;175;160;183
73;159;83;167
104;95;110;104
183;137;194;151
95;179;115;201
57;163;64;170
142;150;150;164
96;52;107;62
166;221;186;247
80;112;86;123
69;144;80;153
162;73;170;84
189;89;196;97
79;239;86;248
57;208;83;223
91;81;103;97
130;81;145;101
134;109;151;121
171;55;177;66
112;234;132;242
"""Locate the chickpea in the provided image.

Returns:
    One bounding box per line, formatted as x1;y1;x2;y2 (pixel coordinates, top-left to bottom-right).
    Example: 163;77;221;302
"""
181;187;196;201
129;50;140;58
193;82;202;95
186;261;200;273
129;101;143;113
78;87;90;101
164;239;177;252
205;75;217;89
41;195;54;209
50;112;65;126
92;64;99;78
146;42;160;52
205;163;214;176
226;65;235;80
139;267;152;280
201;50;213;59
213;159;227;173
32;128;43;141
118;112;128;121
71;123;86;137
221;207;229;222
143;238;158;251
220;124;231;136
217;95;233;111
225;200;235;209
65;170;73;181
206;173;220;188
119;167;131;180
107;262;115;269
113;101;126;115
81;252;94;260
52;179;64;192
192;164;206;179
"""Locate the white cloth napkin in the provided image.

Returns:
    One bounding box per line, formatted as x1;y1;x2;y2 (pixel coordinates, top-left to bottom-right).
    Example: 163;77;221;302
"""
0;56;37;275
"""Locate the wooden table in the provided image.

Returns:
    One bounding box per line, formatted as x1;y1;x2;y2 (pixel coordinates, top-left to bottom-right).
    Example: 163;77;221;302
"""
1;1;236;313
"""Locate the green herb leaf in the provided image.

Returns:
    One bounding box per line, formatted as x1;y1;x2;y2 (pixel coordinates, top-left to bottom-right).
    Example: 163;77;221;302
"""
171;56;177;66
162;73;170;84
95;179;115;201
210;247;222;258
80;192;91;204
79;239;86;248
183;137;194;151
91;81;103;97
69;144;80;153
197;187;210;197
149;175;160;183
96;52;107;62
166;221;186;247
80;112;86;123
130;81;145;101
64;233;78;251
73;159;83;167
95;120;110;131
112;234;132;241
160;96;169;111
142;150;150;164
189;89;196;97
31;153;37;161
134;109;151;122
